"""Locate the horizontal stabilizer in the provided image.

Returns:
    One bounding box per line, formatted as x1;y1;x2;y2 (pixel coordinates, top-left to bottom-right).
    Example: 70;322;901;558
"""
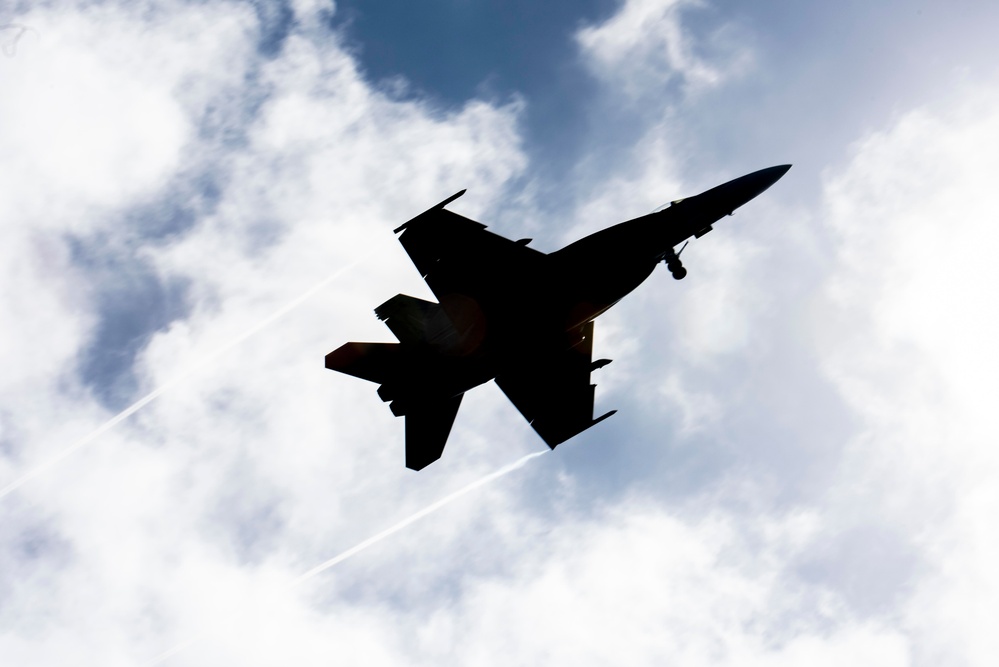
405;394;463;470
325;342;400;384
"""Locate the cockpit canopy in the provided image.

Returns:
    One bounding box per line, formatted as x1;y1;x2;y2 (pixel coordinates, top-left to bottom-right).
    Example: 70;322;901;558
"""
651;198;685;213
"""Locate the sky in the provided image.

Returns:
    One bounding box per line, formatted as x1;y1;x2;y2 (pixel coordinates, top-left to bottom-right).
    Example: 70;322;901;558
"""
2;0;999;664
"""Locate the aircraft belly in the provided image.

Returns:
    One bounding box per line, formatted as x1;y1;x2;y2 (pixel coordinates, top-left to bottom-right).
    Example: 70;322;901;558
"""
562;258;657;325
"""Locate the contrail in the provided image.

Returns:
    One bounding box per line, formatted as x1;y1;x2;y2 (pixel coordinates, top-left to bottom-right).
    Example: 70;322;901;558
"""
0;258;366;501
1;23;38;57
141;449;547;666
289;449;547;587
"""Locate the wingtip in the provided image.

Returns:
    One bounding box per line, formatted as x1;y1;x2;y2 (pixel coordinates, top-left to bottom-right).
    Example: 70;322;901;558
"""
435;189;466;210
394;189;467;233
593;409;617;425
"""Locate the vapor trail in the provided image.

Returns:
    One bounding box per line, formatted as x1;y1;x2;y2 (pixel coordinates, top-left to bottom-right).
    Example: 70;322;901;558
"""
289;449;547;587
142;449;547;666
0;258;366;501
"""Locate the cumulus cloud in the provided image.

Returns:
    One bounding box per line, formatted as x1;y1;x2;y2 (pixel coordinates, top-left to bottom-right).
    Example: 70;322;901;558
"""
437;504;909;667
3;0;999;665
0;1;258;476
0;1;529;663
565;79;999;664
570;5;999;662
814;85;999;665
577;0;752;100
182;501;909;666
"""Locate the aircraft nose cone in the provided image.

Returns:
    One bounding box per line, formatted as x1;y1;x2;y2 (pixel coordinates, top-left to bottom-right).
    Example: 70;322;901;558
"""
734;164;792;200
759;164;792;189
700;164;791;214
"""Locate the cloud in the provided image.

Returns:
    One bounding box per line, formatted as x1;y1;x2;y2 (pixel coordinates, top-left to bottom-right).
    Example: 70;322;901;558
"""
814;84;999;665
436;504;907;666
135;500;908;667
577;0;752;101
570;5;999;660
0;1;529;663
3;0;999;665
287;501;905;667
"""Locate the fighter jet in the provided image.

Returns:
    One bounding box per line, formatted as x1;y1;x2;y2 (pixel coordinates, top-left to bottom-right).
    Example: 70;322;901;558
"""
326;165;791;470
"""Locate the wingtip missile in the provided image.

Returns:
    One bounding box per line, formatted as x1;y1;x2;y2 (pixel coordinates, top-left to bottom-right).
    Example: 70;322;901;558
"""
394;189;467;233
593;409;617;426
438;189;467;208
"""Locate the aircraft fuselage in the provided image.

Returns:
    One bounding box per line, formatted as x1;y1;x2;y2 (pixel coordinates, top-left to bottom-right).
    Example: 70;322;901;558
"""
326;165;790;468
550;164;792;326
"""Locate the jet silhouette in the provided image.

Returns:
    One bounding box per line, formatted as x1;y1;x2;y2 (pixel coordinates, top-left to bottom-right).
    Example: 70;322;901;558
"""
327;165;791;469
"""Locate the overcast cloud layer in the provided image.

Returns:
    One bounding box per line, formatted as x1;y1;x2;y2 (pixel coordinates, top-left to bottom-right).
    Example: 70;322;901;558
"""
2;1;998;665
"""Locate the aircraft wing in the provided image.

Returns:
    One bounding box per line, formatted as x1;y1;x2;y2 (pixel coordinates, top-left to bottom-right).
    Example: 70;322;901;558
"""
394;194;547;328
495;320;616;448
393;192;613;451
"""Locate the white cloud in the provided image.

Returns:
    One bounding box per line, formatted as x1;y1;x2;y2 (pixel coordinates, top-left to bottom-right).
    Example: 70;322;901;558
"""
658;371;722;433
577;0;752;100
814;84;999;666
315;502;907;667
0;1;529;664
570;5;999;660
4;0;999;665
0;4;256;223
